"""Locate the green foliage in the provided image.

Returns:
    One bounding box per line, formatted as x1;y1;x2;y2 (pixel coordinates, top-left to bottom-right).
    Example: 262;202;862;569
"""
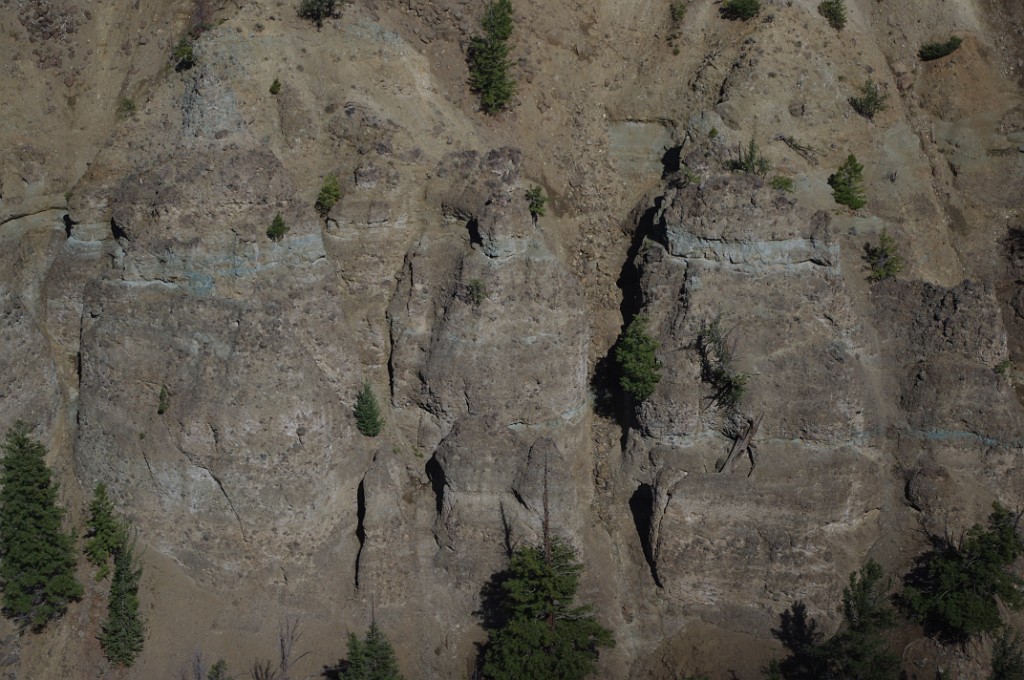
84;483;124;580
526;186;547;219
298;0;339;27
0;423;83;630
697;318;748;412
828;154;867;210
481;539;614;680
267;214;290;242
863;229;904;282
469;0;516;114
727;137;771;176
614;315;662;403
849;79;889;120
841;560;896;633
919;37;962;61
466;279;487;307
992;630;1024;680
670;2;686;23
118;97;136;120
817;0;846;30
667;2;686;50
770;176;794;192
269;78;281;95
901;503;1024;642
157;385;170;415
316;174;342;217
338;622;405;680
173;38;196;72
354;383;383;437
208;659;234;680
99;535;145;666
720;0;760;20
768;562;900;680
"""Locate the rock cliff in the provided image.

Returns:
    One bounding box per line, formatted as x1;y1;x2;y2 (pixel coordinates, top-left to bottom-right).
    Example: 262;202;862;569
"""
1;0;1023;677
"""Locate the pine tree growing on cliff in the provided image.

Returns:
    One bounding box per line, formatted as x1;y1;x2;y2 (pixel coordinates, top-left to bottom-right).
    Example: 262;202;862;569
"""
468;0;516;113
85;482;123;580
0;423;83;630
480;538;615;680
828;154;867;210
480;464;613;680
901;503;1024;641
614;315;662;403
354;383;383;437
100;533;145;666
338;622;405;680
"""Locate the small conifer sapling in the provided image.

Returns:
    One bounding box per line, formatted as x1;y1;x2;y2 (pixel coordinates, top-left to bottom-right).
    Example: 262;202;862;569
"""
85;482;124;579
354;383;383;437
829;154;867;210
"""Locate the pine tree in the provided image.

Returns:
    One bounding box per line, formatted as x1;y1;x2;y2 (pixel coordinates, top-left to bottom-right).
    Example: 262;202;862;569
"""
354;383;383;437
84;482;123;580
768;562;900;680
468;0;516;113
339;622;404;680
614;315;662;402
828;154;867;210
992;629;1024;680
208;659;234;680
819;560;900;680
0;423;83;630
481;538;614;680
99;534;145;666
902;503;1024;641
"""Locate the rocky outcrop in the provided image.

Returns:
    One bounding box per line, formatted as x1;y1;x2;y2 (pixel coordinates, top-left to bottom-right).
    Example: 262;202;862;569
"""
3;0;1024;678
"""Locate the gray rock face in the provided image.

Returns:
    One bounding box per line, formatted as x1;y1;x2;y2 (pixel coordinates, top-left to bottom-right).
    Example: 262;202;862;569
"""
618;171;885;634
3;0;1024;676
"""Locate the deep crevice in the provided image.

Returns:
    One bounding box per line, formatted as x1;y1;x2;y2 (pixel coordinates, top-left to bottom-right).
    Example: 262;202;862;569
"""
629;483;663;588
354;479;366;589
619;197;662;325
466;218;483;248
661;146;682;178
110;217;128;241
425;455;446;515
591;196;663;428
62;214;76;238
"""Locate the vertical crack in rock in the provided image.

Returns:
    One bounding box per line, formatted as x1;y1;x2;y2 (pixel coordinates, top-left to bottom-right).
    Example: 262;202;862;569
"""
354;478;367;589
207;424;247;542
207;468;247;543
629;483;663;588
138;446;158;487
425;455;447;515
593;196;667;434
618;197;663;326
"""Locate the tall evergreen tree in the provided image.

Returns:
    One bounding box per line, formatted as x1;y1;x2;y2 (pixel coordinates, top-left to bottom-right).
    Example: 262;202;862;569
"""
84;482;123;579
0;423;83;630
99;533;145;666
339;622;404;680
481;538;614;680
468;0;516;113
